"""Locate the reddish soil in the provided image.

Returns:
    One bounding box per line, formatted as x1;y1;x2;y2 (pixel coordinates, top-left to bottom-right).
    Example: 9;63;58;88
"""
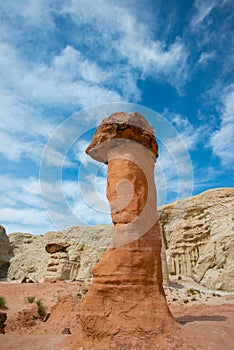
0;278;233;349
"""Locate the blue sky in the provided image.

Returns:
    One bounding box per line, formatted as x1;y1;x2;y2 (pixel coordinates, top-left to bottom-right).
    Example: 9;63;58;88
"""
0;0;233;234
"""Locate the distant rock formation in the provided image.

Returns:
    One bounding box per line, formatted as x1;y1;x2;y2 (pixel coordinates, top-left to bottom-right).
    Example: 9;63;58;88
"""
1;188;233;292
0;225;13;279
159;188;234;291
7;226;112;282
44;242;71;282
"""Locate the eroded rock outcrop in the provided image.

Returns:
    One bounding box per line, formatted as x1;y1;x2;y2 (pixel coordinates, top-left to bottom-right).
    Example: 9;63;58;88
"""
7;226;111;282
0;225;13;279
159;188;234;291
44;242;71;282
2;189;233;292
80;112;175;347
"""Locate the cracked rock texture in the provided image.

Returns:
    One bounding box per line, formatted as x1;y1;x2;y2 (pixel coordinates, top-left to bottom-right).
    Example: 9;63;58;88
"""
1;188;234;291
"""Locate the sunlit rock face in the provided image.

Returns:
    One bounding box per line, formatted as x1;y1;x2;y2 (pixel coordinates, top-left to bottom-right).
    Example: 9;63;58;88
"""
80;112;175;347
44;242;71;282
160;188;234;291
2;191;233;293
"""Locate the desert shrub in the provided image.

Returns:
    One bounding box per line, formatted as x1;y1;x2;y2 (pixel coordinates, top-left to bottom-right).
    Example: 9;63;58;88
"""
187;288;200;296
26;296;35;304
36;299;46;318
0;296;6;308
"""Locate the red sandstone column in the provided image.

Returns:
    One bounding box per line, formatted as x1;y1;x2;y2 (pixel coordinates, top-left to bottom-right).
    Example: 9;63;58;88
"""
80;112;174;345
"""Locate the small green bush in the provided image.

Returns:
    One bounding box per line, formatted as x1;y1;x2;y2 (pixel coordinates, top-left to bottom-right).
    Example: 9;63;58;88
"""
36;299;46;318
0;296;6;308
187;288;200;296
26;296;35;304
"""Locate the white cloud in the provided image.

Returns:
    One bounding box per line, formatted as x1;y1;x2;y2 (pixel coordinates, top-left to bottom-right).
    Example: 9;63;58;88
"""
190;0;221;28
0;175;54;233
0;176;41;208
0;0;54;28
0;89;54;137
0;207;48;226
118;34;187;84
163;109;209;150
62;0;188;89
0;43;123;109
0;130;43;162
40;174;111;230
210;86;234;167
0;40;124;165
0;173;108;233
42;145;75;168
198;51;215;65
155;145;193;205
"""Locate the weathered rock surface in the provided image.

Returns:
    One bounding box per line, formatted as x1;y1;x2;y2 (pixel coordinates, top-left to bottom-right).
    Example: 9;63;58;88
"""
86;111;158;163
159;188;234;291
45;243;70;254
81;112;175;347
0;225;13;279
44;242;71;281
7;226;112;282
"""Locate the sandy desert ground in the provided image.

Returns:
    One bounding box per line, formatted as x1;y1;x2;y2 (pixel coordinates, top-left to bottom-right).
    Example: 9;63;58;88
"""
0;277;234;350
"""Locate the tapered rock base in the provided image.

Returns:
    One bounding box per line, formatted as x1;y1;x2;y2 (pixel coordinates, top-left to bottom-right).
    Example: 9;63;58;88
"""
81;224;174;341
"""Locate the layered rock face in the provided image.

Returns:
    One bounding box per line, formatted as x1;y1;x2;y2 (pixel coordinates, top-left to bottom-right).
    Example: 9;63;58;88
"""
1;190;233;292
5;225;169;285
44;243;71;282
7;226;111;282
0;225;13;279
159;188;234;291
80;112;174;345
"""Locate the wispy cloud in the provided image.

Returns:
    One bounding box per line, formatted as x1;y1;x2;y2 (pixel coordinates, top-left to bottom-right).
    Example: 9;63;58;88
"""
0;175;53;233
0;130;44;163
163;109;210;150
40;174;111;230
190;0;221;28
210;85;234;167
61;0;188;89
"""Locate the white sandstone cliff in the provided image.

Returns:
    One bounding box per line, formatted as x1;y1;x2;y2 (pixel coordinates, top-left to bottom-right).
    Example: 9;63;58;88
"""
2;188;234;291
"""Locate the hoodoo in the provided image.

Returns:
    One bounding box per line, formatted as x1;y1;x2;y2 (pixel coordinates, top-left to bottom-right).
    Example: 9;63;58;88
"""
80;112;175;347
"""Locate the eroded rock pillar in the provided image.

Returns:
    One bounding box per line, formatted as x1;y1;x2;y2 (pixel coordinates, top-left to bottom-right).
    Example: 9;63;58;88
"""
44;243;71;282
80;112;175;345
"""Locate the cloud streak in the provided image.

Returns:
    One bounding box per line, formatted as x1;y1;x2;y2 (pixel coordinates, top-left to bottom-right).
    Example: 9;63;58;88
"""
210;85;234;167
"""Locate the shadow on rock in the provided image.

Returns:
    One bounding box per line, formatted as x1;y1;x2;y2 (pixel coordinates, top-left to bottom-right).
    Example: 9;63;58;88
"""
178;315;227;324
